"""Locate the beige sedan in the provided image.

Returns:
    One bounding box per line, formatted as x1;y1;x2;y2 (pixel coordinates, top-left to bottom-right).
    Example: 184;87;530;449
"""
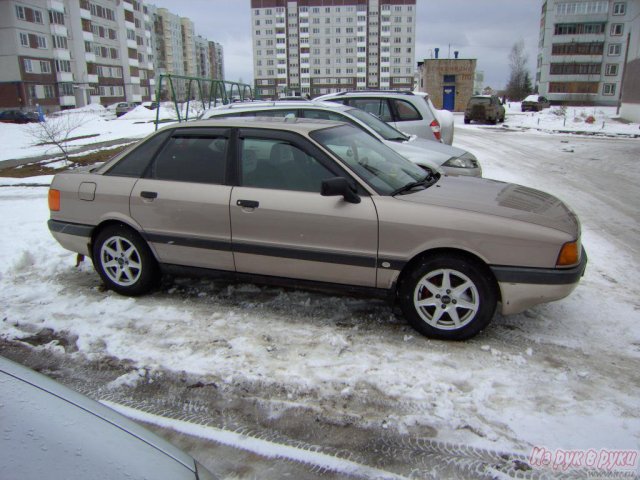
48;118;586;340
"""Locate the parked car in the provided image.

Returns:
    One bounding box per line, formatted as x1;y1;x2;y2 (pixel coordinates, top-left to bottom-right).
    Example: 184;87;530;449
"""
315;90;454;145
464;95;505;124
0;356;216;479
521;95;551;112
48;118;586;340
0;109;40;124
142;101;159;110
115;102;138;117
203;100;481;177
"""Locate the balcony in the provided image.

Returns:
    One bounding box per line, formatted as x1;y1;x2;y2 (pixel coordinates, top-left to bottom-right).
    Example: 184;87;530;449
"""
56;72;73;82
85;52;96;62
89;95;101;104
148;78;155;86
50;24;67;36
80;8;91;20
127;39;137;49
123;1;134;12
82;31;94;42
131;93;142;102
48;0;65;13
128;58;139;68
59;95;76;107
53;49;71;61
130;76;141;85
87;74;99;83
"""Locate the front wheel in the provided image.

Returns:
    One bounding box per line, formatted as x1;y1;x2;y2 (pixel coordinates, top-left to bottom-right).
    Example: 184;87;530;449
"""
398;255;497;340
92;225;159;296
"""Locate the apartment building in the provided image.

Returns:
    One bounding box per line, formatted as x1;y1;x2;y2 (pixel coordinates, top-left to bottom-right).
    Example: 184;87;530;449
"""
619;0;639;121
251;0;416;98
209;41;224;81
0;0;156;111
536;0;639;106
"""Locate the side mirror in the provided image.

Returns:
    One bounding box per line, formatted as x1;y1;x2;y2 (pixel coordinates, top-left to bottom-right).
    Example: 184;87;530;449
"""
321;177;361;204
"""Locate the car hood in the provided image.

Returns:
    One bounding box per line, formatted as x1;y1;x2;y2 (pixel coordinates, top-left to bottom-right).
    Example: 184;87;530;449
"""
401;136;467;157
400;175;580;236
384;139;449;170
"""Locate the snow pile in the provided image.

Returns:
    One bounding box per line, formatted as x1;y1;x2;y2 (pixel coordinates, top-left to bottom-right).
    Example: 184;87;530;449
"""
497;104;640;137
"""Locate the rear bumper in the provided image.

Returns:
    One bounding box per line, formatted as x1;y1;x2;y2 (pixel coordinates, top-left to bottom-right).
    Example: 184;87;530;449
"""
48;219;92;256
492;248;587;315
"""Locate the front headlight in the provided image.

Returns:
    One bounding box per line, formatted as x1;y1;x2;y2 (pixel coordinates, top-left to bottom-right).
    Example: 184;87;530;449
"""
442;152;478;169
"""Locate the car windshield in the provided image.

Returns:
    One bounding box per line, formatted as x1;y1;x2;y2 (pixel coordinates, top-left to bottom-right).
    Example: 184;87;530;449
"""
345;108;409;141
470;97;491;105
311;125;430;195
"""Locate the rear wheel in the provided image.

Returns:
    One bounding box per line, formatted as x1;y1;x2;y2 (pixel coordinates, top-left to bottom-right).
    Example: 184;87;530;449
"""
464;117;470;124
92;225;159;296
398;255;497;340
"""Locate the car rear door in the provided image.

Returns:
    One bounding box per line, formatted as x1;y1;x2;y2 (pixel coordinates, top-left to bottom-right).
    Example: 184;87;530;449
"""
229;128;379;287
129;127;235;271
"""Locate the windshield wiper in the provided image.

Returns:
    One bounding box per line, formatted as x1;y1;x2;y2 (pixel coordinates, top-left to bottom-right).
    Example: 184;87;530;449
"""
390;176;432;196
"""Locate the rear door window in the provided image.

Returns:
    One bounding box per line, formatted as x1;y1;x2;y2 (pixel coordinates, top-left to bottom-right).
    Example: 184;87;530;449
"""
149;133;228;184
346;98;393;122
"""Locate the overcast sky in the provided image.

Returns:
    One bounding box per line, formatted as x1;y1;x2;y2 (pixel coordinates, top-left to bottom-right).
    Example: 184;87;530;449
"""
148;0;542;89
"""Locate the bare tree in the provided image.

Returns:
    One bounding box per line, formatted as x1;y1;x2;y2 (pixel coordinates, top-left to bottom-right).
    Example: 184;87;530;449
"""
506;40;532;101
28;113;87;164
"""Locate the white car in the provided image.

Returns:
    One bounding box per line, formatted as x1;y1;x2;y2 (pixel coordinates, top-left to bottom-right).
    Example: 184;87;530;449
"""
203;101;480;177
314;90;455;145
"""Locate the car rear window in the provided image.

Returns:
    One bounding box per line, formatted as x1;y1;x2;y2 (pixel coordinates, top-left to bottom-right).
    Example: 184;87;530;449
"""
469;98;491;105
347;98;393;122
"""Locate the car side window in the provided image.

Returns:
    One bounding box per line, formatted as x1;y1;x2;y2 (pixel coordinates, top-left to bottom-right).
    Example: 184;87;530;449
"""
240;138;334;193
392;99;422;121
252;109;298;118
347;98;393;122
106;130;171;178
150;135;228;184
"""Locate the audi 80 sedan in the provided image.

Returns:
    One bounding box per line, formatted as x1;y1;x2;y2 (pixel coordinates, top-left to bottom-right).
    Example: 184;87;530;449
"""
48;118;586;340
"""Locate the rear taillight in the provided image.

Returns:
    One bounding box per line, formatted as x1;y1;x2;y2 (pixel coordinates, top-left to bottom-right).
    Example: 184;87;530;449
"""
429;119;442;141
48;189;60;211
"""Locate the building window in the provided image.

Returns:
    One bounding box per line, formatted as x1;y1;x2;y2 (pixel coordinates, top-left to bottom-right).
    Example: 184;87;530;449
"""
605;64;619;76
19;32;29;47
610;23;623;36
49;10;64;25
24;59;33;73
44;85;55;98
60;83;74;96
608;44;622;56
16;5;26;20
40;60;51;73
603;83;616;95
613;2;626;15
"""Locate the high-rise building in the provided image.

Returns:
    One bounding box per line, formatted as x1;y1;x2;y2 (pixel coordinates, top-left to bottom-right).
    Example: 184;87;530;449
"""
0;0;156;111
536;0;639;106
208;41;224;81
251;0;416;98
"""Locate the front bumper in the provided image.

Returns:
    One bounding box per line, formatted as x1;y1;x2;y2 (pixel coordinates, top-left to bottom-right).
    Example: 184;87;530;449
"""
491;248;587;315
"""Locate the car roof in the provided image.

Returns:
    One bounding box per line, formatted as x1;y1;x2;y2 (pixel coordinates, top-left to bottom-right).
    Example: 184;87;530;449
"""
204;100;352;116
162;116;347;134
316;90;430;100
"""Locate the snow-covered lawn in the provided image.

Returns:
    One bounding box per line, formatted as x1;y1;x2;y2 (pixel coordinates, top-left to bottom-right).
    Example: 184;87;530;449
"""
1;113;639;472
497;102;640;137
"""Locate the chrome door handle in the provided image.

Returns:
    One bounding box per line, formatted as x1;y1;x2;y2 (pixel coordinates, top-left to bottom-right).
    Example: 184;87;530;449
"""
237;199;259;208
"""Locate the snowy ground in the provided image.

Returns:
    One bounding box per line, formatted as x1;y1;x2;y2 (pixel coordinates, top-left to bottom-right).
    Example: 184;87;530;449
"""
1;111;639;478
0;102;207;163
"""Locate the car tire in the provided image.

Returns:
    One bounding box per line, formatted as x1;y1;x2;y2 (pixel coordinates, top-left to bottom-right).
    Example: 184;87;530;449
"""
489;117;497;125
92;225;159;296
397;255;497;340
464;117;470;124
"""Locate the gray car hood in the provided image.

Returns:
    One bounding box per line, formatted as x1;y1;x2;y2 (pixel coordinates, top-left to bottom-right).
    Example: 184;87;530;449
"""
400;175;580;236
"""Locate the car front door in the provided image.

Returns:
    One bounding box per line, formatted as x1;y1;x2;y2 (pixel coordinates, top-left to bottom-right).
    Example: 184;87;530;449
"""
230;128;379;287
129;127;235;271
